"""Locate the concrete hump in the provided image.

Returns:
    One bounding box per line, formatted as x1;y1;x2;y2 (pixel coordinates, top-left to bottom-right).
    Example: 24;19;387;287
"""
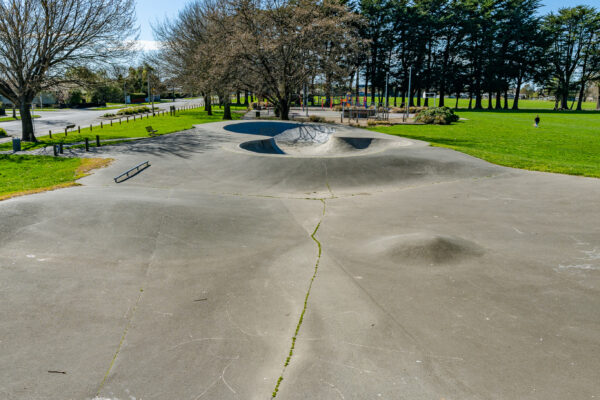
370;233;485;265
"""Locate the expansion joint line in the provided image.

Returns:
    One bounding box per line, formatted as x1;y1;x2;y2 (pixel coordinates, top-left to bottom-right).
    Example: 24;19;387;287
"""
271;199;326;398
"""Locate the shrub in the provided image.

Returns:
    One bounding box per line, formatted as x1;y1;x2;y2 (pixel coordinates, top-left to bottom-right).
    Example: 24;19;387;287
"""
103;112;116;118
414;107;459;125
67;89;84;105
309;115;326;123
116;106;151;116
409;106;428;113
0;128;7;137
367;119;393;127
333;105;342;111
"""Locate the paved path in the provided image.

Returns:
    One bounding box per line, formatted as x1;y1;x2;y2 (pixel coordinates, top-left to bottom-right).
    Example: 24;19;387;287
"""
1;121;599;399
0;98;203;142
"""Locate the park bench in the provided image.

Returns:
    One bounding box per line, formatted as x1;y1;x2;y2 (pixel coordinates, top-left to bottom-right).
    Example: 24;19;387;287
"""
145;126;159;136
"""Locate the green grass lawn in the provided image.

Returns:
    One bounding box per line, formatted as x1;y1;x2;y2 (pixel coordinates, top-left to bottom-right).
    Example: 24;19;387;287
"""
0;115;41;122
95;101;174;110
0;106;243;151
370;110;600;178
0;156;111;200
315;96;598;111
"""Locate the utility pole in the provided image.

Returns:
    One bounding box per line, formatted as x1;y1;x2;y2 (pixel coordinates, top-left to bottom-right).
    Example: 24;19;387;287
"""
305;83;308;117
404;67;412;122
385;72;389;109
148;72;154;114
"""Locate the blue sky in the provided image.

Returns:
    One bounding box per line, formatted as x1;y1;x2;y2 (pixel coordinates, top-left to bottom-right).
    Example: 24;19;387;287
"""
135;0;598;43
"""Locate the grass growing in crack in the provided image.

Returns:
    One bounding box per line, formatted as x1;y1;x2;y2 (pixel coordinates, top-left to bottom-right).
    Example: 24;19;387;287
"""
271;207;325;398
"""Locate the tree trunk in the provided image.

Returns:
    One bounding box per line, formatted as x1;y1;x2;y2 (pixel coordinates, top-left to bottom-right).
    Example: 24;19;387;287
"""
393;87;398;107
495;92;501;109
560;86;568;110
597;83;600;110
469;92;473;110
475;91;482;109
244;90;249;106
223;100;232;120
439;86;445;107
279;100;290;120
455;93;459;109
487;91;493;110
236;91;241;106
512;76;522;110
20;101;36;142
576;80;585;111
12;106;16;118
503;89;508;110
205;95;212;115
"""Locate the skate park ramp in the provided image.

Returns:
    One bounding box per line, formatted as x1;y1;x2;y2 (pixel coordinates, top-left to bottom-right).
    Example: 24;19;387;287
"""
238;122;400;157
224;121;302;137
2;120;600;400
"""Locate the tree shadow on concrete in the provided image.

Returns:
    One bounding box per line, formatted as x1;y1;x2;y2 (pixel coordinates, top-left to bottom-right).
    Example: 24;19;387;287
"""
96;130;233;159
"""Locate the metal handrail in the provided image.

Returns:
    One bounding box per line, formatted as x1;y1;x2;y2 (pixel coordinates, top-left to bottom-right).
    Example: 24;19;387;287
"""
114;161;150;183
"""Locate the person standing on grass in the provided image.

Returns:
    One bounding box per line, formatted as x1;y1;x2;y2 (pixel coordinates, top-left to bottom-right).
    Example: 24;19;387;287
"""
534;115;540;128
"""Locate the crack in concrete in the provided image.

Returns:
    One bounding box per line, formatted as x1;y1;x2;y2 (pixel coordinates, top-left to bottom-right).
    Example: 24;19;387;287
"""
96;289;144;396
95;189;174;397
271;199;326;398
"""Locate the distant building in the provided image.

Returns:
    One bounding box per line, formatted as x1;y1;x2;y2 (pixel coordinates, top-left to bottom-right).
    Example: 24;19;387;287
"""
0;93;57;107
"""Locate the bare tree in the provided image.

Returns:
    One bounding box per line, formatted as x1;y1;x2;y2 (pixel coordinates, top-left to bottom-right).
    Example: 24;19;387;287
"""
221;0;363;120
0;0;137;141
154;1;217;115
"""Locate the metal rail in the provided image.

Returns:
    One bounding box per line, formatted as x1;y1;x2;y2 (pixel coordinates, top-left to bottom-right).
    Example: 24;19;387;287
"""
114;161;150;183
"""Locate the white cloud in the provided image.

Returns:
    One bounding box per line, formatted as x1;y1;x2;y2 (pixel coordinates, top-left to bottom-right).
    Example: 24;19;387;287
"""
134;40;162;52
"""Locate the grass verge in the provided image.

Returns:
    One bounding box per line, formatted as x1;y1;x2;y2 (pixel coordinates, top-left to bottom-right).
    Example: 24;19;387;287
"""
370;110;600;178
0;156;112;201
0;115;41;122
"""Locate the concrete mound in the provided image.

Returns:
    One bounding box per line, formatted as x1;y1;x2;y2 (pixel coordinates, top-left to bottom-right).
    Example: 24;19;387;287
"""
370;233;484;265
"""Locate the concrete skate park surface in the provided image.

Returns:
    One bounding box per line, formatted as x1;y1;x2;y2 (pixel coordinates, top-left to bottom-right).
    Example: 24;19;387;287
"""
1;121;599;400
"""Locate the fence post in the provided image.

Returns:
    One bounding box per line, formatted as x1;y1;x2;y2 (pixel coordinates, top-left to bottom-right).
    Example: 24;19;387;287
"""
90;124;92;132
85;138;89;152
49;130;52;139
96;135;100;147
53;145;58;157
119;118;121;125
100;122;103;129
78;126;80;133
59;143;63;154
